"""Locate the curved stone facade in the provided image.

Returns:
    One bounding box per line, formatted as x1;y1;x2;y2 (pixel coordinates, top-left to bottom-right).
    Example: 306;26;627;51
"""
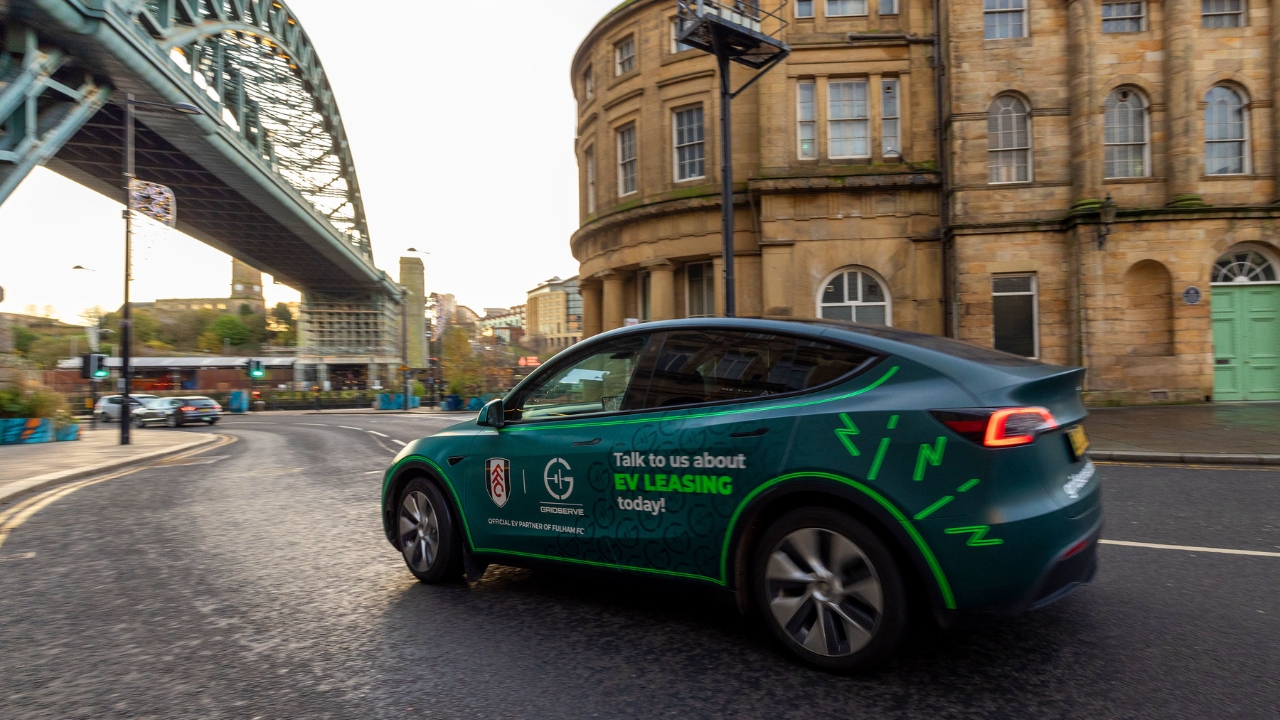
571;0;943;337
570;0;1280;404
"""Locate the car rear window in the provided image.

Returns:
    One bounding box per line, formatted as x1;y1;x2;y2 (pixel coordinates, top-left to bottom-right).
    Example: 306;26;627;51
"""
798;320;1044;367
638;329;876;409
186;399;218;408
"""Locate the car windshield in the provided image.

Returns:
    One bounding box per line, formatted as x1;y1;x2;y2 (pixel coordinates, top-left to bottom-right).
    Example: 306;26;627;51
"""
796;319;1044;367
140;398;166;408
185;398;218;408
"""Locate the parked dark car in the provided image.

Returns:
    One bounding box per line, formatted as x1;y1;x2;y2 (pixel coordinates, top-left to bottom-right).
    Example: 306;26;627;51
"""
133;396;222;427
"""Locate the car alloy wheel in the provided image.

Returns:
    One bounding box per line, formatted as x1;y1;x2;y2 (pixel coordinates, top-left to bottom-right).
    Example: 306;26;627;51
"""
134;417;146;428
395;477;464;584
752;508;907;672
765;527;883;657
399;490;440;574
165;414;177;428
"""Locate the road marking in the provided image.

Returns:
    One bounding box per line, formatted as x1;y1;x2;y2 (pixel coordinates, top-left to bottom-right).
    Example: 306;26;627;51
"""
298;423;329;427
1094;461;1280;472
0;435;236;552
337;425;363;431
391;439;406;446
1100;539;1280;558
367;430;388;437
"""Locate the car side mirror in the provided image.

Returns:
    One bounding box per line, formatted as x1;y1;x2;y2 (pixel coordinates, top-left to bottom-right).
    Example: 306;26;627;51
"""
477;398;505;429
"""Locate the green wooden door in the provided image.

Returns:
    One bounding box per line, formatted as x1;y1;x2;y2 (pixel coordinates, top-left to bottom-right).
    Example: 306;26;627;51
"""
1213;284;1280;401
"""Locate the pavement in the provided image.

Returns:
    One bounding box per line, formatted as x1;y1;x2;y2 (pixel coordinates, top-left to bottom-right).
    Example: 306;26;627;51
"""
0;412;1276;718
0;423;219;503
1085;402;1280;464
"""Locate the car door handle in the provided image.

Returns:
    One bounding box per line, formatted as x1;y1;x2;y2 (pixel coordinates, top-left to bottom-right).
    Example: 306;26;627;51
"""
730;427;769;438
572;437;602;446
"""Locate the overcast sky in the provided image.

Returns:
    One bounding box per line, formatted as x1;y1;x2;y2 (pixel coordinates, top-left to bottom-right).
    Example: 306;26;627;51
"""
0;0;620;324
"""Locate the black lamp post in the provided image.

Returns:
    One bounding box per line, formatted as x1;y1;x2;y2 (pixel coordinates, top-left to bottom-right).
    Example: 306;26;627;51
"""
119;94;203;445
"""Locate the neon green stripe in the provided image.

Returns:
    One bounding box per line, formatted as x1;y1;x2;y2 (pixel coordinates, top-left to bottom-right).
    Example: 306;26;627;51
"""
914;495;954;520
503;365;899;433
468;548;718;583
720;471;957;609
867;438;891;480
957;478;980;493
387;455;476;548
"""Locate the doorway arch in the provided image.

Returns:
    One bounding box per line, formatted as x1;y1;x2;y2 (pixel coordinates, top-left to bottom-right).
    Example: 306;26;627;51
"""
1211;244;1280;401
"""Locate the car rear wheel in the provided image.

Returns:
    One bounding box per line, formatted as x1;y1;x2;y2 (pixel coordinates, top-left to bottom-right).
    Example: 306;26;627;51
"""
751;508;908;673
206;418;217;425
397;477;463;584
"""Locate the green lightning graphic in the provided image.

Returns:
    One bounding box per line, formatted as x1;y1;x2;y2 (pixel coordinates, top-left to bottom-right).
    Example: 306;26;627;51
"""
944;525;1004;546
913;437;947;481
834;413;861;457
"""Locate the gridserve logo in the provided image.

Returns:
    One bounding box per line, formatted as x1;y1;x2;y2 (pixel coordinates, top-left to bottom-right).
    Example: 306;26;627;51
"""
543;458;574;500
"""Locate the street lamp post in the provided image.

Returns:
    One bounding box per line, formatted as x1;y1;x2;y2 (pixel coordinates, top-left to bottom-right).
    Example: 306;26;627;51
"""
119;93;203;445
675;1;789;317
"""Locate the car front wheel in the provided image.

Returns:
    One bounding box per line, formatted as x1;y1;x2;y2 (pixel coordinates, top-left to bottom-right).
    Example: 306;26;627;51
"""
133;417;146;428
751;508;908;673
397;477;463;584
165;414;177;428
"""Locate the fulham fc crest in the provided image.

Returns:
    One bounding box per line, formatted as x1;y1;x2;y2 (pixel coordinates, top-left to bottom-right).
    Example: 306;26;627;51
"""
486;457;511;508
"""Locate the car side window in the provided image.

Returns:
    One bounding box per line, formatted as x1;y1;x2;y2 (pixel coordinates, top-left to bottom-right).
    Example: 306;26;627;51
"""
640;330;876;409
512;335;650;421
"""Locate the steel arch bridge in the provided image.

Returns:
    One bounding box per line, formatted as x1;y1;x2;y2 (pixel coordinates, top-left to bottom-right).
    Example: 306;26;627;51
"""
0;0;397;296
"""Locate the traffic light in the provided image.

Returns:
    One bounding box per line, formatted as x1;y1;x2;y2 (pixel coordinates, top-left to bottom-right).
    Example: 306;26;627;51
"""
247;359;265;378
81;353;109;380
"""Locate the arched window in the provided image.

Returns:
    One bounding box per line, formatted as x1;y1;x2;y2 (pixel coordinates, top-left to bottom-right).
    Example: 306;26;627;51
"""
988;96;1031;183
1104;88;1149;178
1205;86;1248;175
817;267;891;325
1212;248;1278;283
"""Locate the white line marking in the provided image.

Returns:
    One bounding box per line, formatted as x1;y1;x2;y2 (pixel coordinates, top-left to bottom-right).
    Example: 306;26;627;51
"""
1100;539;1280;558
337;426;362;431
299;423;329;427
367;430;388;437
391;439;406;447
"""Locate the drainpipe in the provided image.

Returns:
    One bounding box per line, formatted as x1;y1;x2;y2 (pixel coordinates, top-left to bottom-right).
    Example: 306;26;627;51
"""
932;0;955;337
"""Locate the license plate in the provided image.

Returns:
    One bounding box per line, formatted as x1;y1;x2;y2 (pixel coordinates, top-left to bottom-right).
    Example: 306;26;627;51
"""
1067;425;1089;459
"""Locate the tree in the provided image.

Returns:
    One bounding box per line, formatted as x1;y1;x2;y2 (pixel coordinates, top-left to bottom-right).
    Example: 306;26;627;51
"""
209;314;250;346
269;302;297;347
440;326;482;397
12;326;37;355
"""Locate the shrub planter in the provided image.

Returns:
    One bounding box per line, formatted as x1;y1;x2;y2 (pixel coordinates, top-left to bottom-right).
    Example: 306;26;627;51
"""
0;418;80;444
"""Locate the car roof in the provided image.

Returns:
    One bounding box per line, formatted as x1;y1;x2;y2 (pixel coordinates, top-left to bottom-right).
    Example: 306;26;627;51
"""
577;318;1075;396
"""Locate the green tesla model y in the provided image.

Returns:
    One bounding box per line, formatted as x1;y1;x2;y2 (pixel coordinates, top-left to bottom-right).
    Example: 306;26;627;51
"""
382;319;1100;671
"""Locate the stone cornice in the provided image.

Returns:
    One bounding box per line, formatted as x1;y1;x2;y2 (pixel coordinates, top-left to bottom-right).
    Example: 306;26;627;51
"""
602;86;645;112
656;69;715;88
948;205;1280;237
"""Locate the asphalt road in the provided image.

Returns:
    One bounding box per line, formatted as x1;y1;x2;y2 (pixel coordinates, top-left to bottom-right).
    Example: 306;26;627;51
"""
1;413;1277;719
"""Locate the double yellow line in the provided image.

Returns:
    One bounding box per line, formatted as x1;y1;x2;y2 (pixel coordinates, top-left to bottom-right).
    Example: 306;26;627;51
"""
0;434;236;552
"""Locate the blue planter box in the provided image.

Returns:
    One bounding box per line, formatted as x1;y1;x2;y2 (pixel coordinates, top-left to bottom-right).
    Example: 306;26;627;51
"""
0;418;80;444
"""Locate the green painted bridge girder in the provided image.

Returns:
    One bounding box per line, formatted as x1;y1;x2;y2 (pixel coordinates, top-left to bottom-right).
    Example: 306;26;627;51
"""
0;0;398;298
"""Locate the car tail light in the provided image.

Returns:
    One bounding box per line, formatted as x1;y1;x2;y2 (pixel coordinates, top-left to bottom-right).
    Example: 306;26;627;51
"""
212;403;222;411
931;407;1058;447
180;406;196;412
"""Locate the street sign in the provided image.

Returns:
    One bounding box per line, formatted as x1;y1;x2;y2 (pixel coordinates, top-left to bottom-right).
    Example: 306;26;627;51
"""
1182;286;1202;305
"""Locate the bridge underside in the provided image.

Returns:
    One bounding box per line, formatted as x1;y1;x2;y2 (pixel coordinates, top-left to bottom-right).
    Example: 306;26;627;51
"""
0;2;398;297
48;104;366;290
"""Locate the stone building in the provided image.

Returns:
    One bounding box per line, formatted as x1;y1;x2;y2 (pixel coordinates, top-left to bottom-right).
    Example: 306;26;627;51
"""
148;258;266;315
526;276;584;351
570;0;1280;404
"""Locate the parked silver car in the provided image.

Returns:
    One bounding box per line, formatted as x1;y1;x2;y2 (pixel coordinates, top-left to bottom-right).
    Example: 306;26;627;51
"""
133;396;222;427
93;394;157;423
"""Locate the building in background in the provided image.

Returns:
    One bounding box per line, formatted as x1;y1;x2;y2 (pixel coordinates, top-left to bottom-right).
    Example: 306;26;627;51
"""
143;258;267;315
525;276;582;352
570;0;1280;404
293;257;421;391
477;305;526;344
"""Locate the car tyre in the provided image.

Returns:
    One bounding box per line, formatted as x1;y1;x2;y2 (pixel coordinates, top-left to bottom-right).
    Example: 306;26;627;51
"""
133;417;146;428
751;508;908;673
206;418;218;425
397;476;464;584
165;414;177;428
